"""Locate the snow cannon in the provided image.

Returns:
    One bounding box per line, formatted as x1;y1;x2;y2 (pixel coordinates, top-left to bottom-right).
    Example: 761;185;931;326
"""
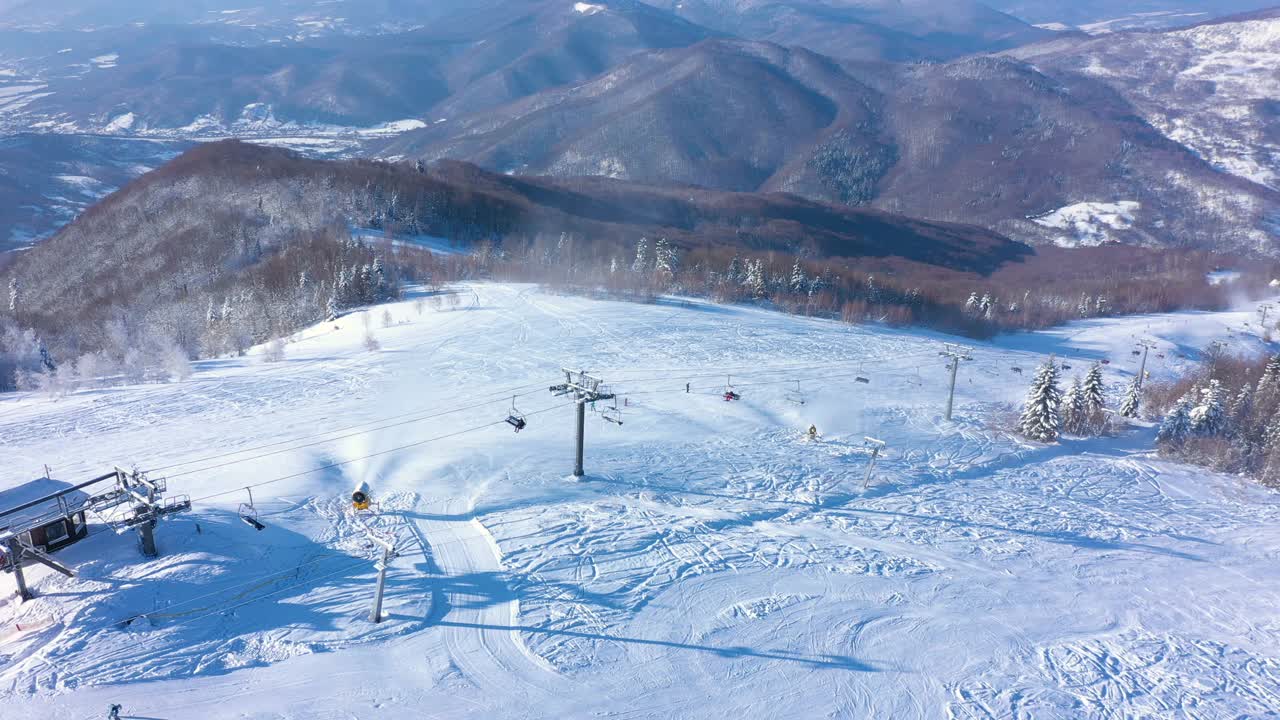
352;481;372;511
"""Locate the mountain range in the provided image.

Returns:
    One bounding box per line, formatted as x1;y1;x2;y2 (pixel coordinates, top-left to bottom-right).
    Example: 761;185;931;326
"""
0;0;1277;255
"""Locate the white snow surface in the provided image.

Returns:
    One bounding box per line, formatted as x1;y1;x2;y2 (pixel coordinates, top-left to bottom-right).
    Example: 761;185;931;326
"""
1;284;1278;718
1031;200;1140;246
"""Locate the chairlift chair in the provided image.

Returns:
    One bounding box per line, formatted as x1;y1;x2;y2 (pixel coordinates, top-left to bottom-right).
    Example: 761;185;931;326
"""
786;381;805;405
238;487;266;531
505;396;527;432
602;397;624;426
723;375;741;402
855;376;870;384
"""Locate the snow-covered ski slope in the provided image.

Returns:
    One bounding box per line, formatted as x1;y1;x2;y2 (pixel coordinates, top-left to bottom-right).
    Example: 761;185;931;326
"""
2;284;1278;719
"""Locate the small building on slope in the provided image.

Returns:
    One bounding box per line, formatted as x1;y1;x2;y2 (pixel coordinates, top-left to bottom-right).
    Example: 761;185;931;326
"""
0;477;91;558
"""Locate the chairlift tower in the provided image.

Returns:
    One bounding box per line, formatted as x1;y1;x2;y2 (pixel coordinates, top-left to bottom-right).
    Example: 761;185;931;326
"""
550;369;616;477
1134;339;1158;391
939;345;973;421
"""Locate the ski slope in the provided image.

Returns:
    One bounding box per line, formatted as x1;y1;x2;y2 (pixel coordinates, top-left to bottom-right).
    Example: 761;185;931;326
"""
1;284;1278;719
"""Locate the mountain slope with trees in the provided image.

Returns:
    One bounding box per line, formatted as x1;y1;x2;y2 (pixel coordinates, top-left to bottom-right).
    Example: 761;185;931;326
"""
383;38;1280;253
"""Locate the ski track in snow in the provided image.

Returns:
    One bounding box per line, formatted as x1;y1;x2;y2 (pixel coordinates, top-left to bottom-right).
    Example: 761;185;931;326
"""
1;284;1278;718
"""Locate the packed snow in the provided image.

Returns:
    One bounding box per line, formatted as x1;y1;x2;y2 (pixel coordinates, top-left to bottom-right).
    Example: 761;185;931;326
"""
1;284;1278;718
573;2;606;15
88;53;119;69
1031;200;1140;246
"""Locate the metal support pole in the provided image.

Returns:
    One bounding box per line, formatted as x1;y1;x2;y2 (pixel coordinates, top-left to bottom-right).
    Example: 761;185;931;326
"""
8;539;31;602
940;346;972;421
138;518;157;558
945;360;959;421
574;400;586;478
1136;344;1150;391
862;447;881;489
370;546;391;623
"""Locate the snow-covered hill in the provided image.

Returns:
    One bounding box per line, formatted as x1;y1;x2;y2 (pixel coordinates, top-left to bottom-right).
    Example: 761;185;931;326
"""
1;284;1278;718
1013;13;1280;193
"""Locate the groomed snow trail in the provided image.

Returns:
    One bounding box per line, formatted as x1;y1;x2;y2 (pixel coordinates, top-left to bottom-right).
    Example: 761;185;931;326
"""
414;494;564;701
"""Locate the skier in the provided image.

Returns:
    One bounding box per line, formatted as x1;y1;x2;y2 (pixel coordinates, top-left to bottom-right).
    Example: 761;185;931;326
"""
107;705;122;720
686;382;690;393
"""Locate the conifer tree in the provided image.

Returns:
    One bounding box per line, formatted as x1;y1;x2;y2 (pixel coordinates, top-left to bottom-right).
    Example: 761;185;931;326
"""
1190;379;1226;436
1256;354;1280;398
1119;376;1142;418
632;237;649;275
1082;364;1105;414
1063;376;1086;435
1019;359;1063;442
1158;392;1194;444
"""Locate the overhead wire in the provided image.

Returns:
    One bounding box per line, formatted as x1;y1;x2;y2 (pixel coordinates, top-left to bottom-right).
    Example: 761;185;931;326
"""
185;400;574;506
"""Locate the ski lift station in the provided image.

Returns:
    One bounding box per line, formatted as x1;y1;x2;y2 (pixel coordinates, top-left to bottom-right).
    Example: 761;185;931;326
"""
2;468;191;601
0;477;91;557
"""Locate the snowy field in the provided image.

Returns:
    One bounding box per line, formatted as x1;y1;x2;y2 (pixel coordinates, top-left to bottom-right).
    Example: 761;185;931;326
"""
1;284;1278;719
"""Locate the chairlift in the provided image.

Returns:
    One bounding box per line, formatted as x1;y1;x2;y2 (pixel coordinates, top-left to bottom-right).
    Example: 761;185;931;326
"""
1011;366;1023;375
786;381;806;405
602;397;624;426
505;396;527;432
723;375;741;402
855;376;870;384
1100;359;1111;365
1061;363;1072;370
238;487;265;531
1131;350;1142;356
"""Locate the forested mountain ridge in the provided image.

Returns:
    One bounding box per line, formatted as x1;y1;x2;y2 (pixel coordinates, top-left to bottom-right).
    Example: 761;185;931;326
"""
0;140;1037;389
382;37;1280;254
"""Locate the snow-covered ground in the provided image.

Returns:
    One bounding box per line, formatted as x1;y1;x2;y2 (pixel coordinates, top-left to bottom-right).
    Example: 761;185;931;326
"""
1;284;1278;718
1031;201;1140;246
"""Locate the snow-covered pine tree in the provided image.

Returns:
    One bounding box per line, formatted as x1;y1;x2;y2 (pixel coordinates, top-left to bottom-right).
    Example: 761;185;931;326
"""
1256;354;1280;397
1189;379;1226;436
1119;376;1142;418
789;259;805;294
1081;362;1106;432
1158;392;1194;444
1019;360;1063;442
743;259;765;298
654;238;677;285
1062;376;1086;435
1082;364;1105;414
964;292;979;315
609;257;618;275
632;237;649;275
326;293;340;321
7;277;17;314
1229;384;1253;433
